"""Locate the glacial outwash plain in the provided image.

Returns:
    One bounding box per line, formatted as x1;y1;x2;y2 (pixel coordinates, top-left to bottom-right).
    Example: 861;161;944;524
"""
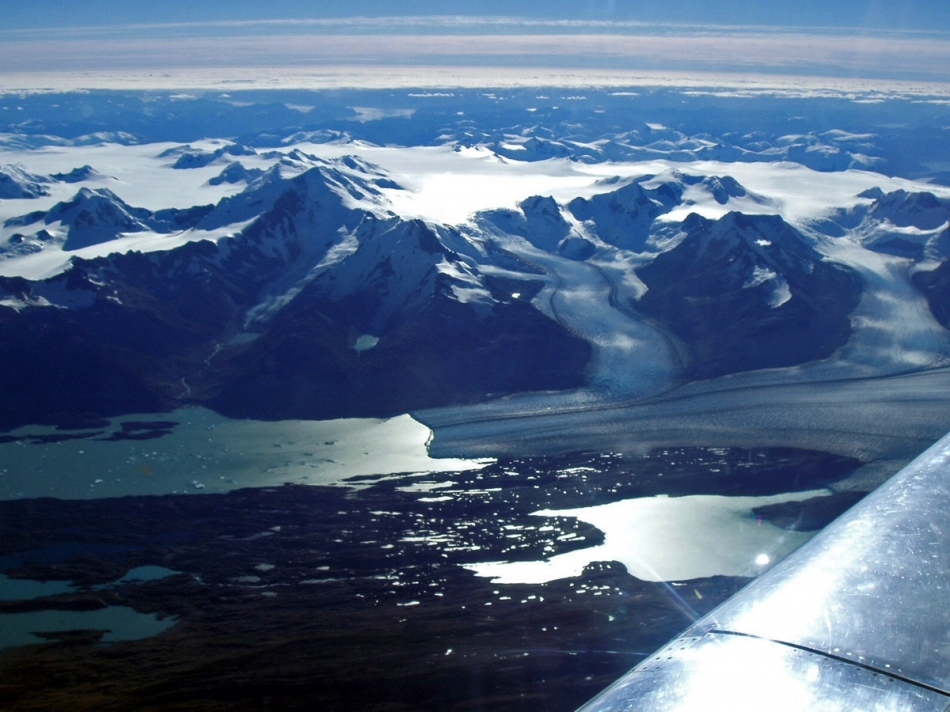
3;78;950;710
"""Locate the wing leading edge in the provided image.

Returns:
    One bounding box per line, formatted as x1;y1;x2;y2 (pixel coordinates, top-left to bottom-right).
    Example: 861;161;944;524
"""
577;431;950;711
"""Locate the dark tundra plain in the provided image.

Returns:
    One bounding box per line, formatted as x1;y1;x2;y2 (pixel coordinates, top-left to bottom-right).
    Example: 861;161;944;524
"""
3;86;950;711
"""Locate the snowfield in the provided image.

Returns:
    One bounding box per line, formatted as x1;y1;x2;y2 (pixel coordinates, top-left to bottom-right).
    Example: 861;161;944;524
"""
4;133;950;480
5;139;950;280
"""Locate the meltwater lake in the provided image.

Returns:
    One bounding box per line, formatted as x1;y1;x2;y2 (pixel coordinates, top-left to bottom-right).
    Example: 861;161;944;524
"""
0;407;488;500
0;402;894;711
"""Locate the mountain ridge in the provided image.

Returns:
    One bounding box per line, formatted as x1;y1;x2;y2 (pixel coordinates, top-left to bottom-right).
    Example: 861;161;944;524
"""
2;109;950;429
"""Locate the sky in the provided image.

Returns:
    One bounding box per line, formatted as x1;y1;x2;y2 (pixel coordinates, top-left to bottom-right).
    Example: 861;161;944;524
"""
6;1;950;30
2;1;949;88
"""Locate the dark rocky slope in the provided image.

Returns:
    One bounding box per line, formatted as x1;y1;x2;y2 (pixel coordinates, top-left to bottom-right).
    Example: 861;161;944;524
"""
635;212;862;379
0;166;590;429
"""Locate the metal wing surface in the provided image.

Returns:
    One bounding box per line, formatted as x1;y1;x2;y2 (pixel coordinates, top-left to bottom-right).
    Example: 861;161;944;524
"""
577;431;950;711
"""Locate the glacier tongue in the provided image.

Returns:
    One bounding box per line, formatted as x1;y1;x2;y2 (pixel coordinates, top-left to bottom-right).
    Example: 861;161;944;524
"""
473;215;680;404
525;248;680;401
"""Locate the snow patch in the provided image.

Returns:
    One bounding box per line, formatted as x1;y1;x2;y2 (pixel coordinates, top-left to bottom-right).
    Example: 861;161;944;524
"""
769;276;792;308
354;335;379;352
0;221;251;280
744;265;778;289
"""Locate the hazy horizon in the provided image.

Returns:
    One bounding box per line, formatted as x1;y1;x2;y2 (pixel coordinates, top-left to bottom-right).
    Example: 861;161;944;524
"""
2;3;949;90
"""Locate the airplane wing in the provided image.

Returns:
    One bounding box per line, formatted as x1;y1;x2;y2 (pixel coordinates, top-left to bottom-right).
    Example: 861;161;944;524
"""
577;431;950;711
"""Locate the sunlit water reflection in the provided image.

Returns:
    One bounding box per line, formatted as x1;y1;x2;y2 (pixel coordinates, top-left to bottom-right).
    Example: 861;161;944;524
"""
467;490;828;583
0;408;490;500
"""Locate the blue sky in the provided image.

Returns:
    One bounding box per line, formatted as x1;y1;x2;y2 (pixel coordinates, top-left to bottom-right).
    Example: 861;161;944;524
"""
6;1;950;31
2;1;949;86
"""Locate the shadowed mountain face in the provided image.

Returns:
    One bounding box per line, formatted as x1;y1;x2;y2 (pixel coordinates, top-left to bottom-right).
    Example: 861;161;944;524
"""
635;212;862;379
206;292;589;421
6;89;950;430
203;213;591;420
913;263;950;332
567;179;682;252
869;189;950;231
0;166;49;199
0;149;927;429
0;163;591;429
47;188;153;250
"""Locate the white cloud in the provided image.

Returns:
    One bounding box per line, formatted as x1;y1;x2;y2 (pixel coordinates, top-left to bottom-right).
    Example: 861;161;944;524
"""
1;22;949;83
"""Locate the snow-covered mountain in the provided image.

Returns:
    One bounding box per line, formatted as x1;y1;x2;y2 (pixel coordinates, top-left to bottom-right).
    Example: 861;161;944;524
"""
566;178;682;252
43;188;154;249
635;212;862;379
0;155;591;427
485;122;884;173
3;187;217;253
2;88;950;430
810;188;950;261
0;165;49;199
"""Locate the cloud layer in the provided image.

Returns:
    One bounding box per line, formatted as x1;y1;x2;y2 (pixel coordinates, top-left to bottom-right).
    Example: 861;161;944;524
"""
2;18;949;86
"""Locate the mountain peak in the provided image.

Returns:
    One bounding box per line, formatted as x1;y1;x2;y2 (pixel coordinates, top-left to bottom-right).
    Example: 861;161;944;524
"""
636;211;861;379
45;188;150;251
869;189;950;230
568;178;682;252
0;164;49;199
